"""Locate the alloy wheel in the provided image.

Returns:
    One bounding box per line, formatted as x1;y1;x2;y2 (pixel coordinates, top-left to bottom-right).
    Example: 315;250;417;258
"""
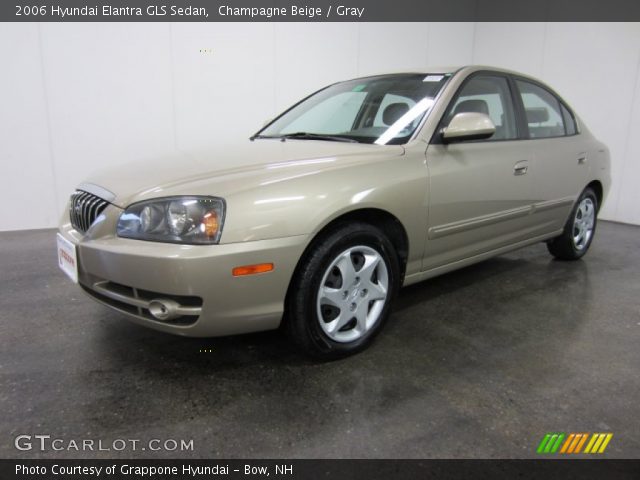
573;197;595;251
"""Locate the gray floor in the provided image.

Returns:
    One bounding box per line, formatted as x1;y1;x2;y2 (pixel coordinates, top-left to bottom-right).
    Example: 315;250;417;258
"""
1;221;639;459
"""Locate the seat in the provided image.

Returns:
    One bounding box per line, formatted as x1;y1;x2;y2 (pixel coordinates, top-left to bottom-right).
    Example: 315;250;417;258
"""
525;108;551;138
382;103;410;126
525;107;549;124
452;99;490;116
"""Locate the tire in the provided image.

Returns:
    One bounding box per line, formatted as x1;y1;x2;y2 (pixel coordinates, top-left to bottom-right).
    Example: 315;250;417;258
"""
547;187;598;260
285;222;400;359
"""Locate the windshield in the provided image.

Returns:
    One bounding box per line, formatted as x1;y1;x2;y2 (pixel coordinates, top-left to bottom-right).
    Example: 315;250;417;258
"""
257;73;451;145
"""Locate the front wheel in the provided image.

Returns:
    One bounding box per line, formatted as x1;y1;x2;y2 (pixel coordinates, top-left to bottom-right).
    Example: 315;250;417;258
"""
285;222;400;359
547;187;598;260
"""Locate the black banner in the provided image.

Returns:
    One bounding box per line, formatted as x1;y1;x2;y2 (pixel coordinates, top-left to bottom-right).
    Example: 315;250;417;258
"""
3;0;640;22
2;459;640;480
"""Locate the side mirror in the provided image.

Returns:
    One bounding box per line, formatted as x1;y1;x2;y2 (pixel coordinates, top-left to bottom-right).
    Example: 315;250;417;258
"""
442;112;496;143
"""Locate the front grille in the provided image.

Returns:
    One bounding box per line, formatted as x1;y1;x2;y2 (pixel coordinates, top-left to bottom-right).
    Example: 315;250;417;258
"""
69;190;109;233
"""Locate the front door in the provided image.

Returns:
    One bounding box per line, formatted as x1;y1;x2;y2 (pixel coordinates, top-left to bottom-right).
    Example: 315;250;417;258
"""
423;74;536;271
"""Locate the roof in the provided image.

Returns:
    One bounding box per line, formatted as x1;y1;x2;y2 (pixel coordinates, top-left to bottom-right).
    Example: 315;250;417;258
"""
353;65;536;79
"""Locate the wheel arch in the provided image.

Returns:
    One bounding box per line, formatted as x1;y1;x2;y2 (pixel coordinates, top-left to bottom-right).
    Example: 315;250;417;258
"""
284;208;409;313
586;180;603;211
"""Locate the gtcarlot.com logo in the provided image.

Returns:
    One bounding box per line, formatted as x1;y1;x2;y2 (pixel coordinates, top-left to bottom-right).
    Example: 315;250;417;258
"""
14;435;194;452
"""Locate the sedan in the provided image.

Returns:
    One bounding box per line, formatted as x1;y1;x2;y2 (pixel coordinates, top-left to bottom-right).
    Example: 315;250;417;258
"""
57;65;611;358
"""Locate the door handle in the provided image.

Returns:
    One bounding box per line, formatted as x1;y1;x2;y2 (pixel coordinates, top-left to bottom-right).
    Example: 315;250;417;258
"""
513;161;528;176
577;153;587;165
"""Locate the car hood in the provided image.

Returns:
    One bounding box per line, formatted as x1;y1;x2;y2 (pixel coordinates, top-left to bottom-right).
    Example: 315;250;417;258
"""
83;140;405;208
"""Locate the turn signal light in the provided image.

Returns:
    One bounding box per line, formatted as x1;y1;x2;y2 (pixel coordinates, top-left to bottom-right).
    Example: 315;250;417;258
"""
203;211;219;238
232;263;274;277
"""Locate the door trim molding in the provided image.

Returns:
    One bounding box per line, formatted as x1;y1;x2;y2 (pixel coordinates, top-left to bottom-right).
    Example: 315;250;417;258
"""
428;205;532;239
532;196;575;213
428;196;575;240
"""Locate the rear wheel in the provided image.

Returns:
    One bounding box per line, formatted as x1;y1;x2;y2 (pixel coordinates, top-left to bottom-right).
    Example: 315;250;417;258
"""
547;187;598;260
285;222;400;359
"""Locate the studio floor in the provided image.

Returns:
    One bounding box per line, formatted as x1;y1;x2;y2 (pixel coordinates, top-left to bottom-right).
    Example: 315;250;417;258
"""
1;221;638;459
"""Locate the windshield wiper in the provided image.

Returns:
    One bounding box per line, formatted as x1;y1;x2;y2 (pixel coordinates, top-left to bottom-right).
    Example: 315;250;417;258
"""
249;134;271;141
277;132;359;143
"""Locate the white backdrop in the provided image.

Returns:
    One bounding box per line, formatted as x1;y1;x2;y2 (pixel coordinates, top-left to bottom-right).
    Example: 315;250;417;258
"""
0;22;638;231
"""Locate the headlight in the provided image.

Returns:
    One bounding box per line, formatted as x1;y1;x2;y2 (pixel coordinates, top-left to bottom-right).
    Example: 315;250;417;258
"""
117;196;225;244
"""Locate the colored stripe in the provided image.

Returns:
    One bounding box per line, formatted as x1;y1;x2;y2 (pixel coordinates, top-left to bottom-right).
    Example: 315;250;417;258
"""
560;434;575;453
544;434;559;453
574;433;589;453
598;434;613;453
584;433;598;453
567;434;581;453
537;434;552;454
539;432;613;455
550;433;565;453
591;433;606;453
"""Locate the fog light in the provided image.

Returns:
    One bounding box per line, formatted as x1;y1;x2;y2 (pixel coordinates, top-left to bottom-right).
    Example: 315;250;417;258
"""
148;299;180;321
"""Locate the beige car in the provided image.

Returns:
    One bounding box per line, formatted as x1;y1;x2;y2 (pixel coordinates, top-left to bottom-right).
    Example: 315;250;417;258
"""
57;65;610;358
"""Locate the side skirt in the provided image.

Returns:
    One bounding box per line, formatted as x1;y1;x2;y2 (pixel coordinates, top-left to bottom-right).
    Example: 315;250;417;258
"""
402;230;562;287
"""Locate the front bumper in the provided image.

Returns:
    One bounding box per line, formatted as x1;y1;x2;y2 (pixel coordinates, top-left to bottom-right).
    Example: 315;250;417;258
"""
58;205;308;337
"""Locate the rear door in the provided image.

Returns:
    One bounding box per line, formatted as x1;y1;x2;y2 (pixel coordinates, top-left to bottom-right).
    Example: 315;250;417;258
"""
423;73;536;270
513;78;589;234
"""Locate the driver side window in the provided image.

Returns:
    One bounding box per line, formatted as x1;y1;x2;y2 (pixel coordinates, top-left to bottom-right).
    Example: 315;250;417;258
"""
447;75;518;140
